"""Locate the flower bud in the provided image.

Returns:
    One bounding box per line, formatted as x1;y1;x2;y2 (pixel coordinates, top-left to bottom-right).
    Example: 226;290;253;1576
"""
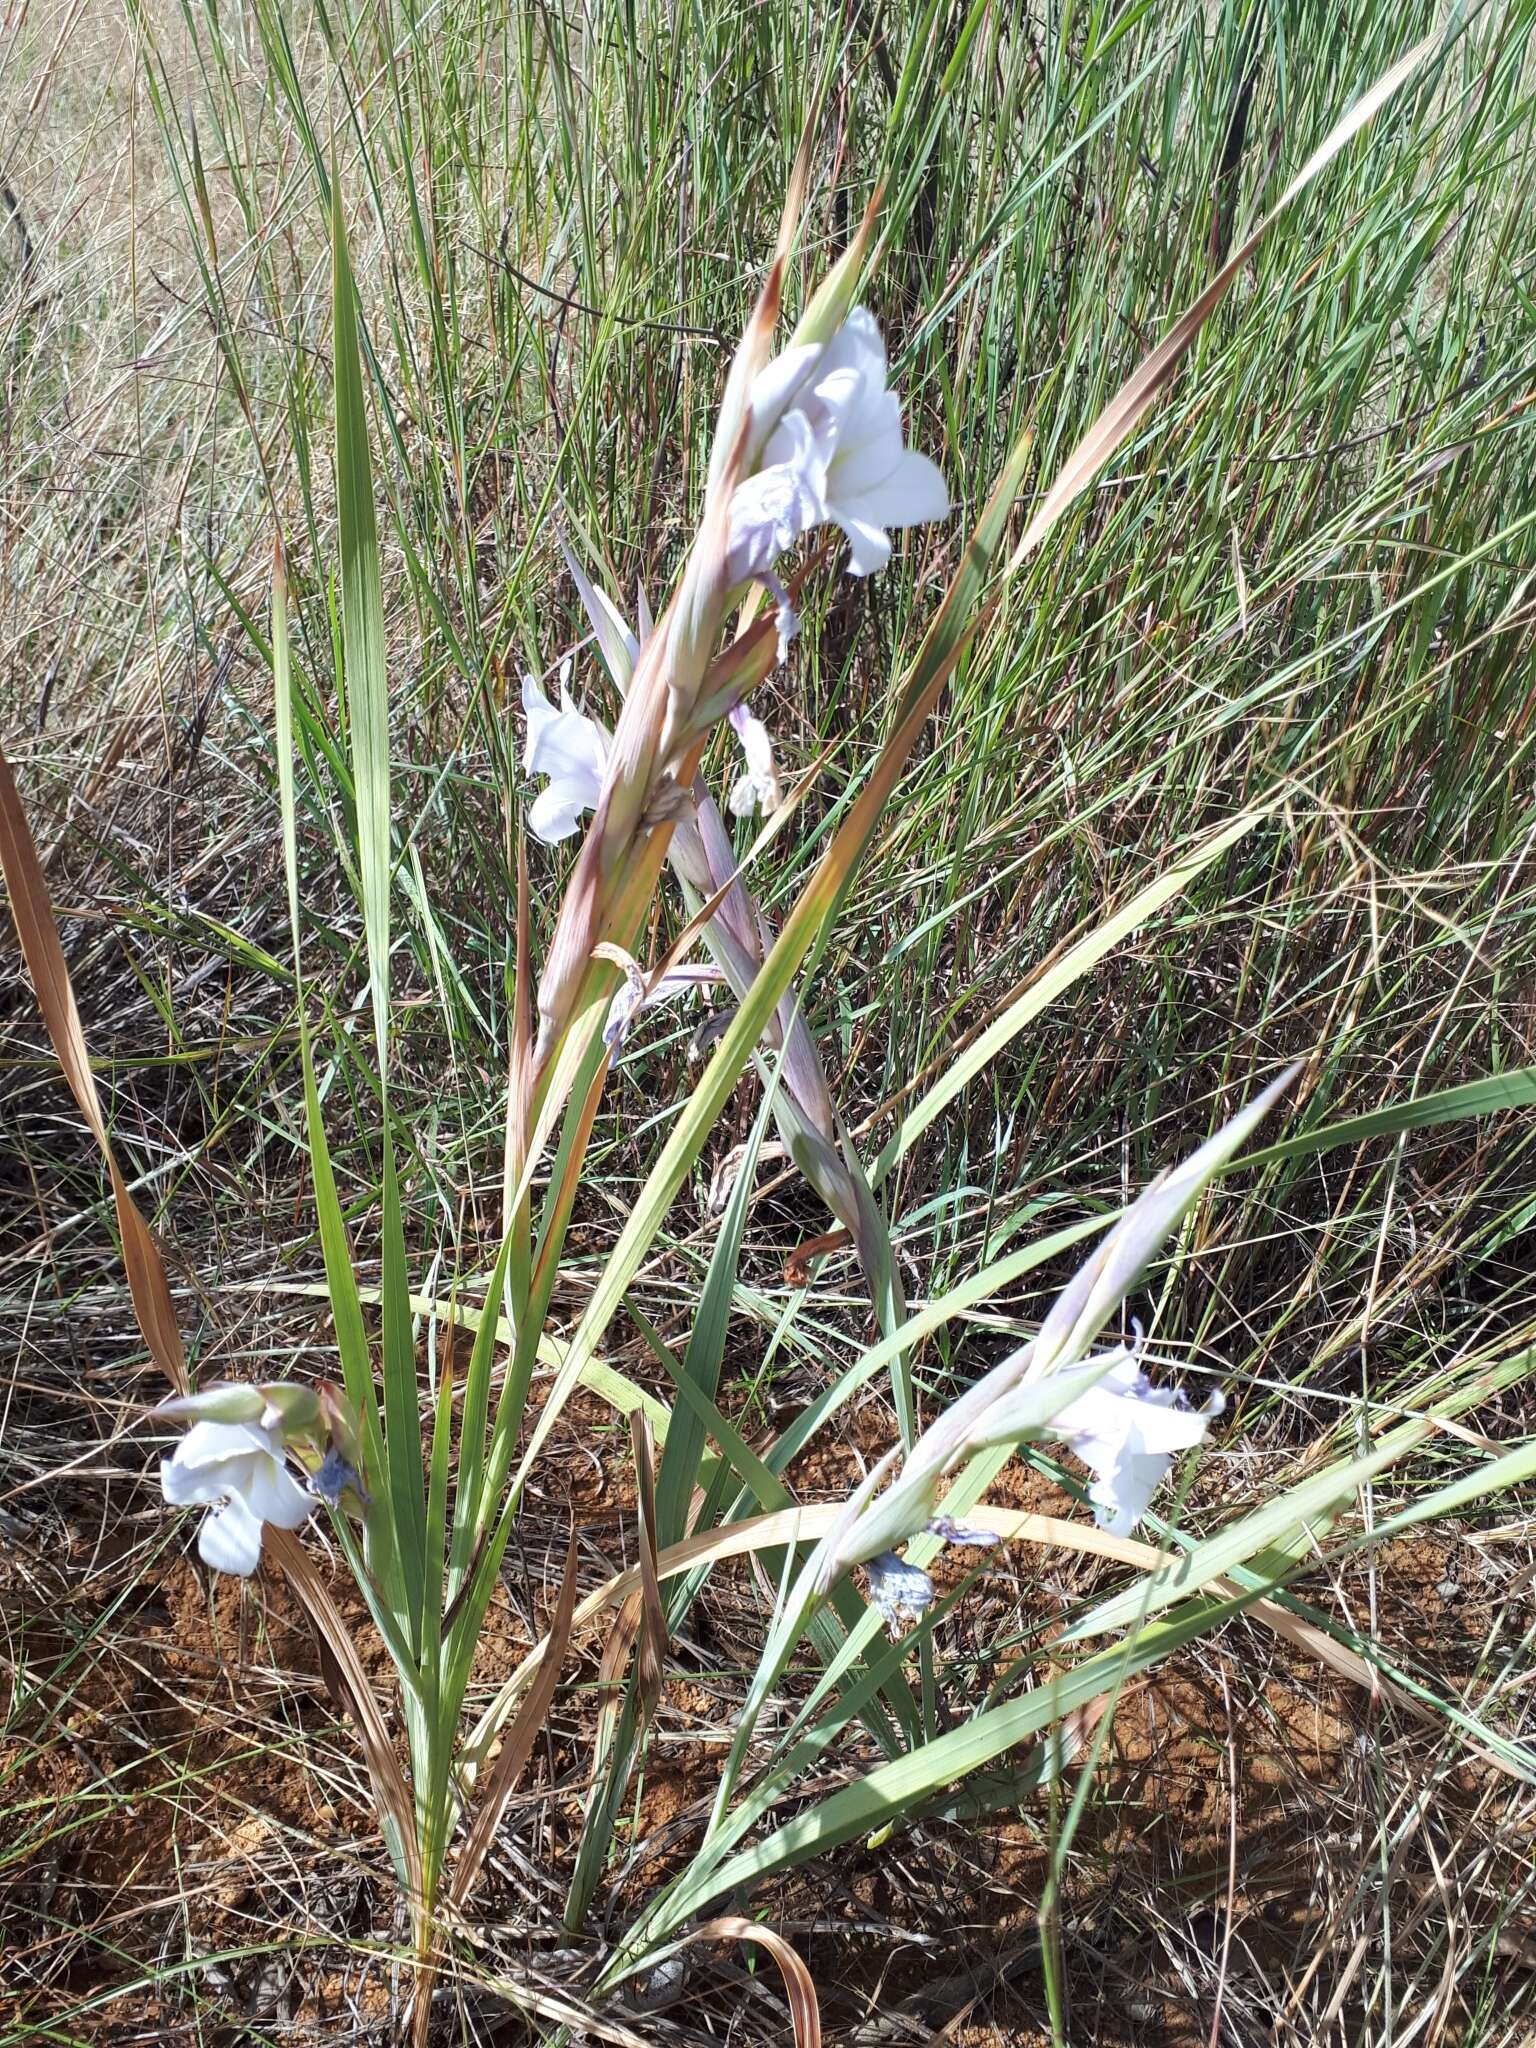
153;1383;268;1426
255;1382;323;1438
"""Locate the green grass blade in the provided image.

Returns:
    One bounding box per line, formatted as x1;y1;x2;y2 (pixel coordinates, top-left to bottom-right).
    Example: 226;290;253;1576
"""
1239;1065;1536;1169
331;178;424;1635
653;1085;778;1551
872;811;1266;1185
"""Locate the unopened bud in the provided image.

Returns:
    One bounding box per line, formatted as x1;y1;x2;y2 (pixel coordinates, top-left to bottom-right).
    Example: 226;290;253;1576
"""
256;1383;323;1437
152;1383;267;1427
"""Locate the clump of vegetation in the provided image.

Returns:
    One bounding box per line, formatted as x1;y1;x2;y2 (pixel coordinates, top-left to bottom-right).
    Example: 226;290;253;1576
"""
4;3;1536;2042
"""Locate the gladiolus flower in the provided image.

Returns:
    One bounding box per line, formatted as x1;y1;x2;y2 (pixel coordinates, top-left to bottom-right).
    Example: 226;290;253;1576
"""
726;699;780;817
776;308;950;575
1049;1356;1223;1538
728;308;950;609
160;1419;315;1575
522;661;610;843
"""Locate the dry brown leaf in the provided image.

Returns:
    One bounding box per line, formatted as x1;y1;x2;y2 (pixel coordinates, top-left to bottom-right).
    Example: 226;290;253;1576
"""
449;1528;581;1911
686;1915;821;2048
0;739;420;1889
0;742;189;1393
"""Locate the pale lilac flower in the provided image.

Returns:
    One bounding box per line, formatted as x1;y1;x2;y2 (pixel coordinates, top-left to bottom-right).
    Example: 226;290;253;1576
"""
1049;1356;1223;1538
743;343;823;458
522;660;610;843
724;411;824;659
725;410;828;587
602;958;720;1051
865;1550;937;1635
160;1419;315;1575
726;700;780;817
725;310;950;644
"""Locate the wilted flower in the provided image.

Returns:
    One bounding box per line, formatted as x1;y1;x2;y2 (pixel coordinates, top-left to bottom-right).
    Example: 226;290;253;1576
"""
863;1517;999;1637
1050;1355;1223;1538
522;661;610;843
309;1443;369;1510
601;956;720;1051
864;1550;937;1634
726;699;780;817
160;1418;315;1575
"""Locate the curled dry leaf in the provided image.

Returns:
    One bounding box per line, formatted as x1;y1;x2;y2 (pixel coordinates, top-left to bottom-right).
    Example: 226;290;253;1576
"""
449;1529;581;1912
684;1915;821;2048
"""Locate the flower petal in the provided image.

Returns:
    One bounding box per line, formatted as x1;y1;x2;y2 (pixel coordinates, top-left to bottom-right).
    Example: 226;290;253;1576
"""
813;307;886;394
197;1494;265;1575
839;449;950;534
161;1452;233;1508
728;428;828;585
520;670;560;775
243;1452;317;1530
726;700;779;816
175;1420;273;1469
747;342;822;447
891;447;951;523
1085;1458;1166;1539
1052;1364;1222;1536
827;391;903;496
528;785;588;843
833;510;892;577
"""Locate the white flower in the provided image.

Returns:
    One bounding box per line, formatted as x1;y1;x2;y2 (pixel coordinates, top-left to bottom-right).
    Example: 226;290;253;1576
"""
725;410;828;588
726;699;780;817
522;660;610;843
780;308;950;575
160;1419;315;1575
602;957;719;1051
727;309;951;600
1048;1356;1223;1538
